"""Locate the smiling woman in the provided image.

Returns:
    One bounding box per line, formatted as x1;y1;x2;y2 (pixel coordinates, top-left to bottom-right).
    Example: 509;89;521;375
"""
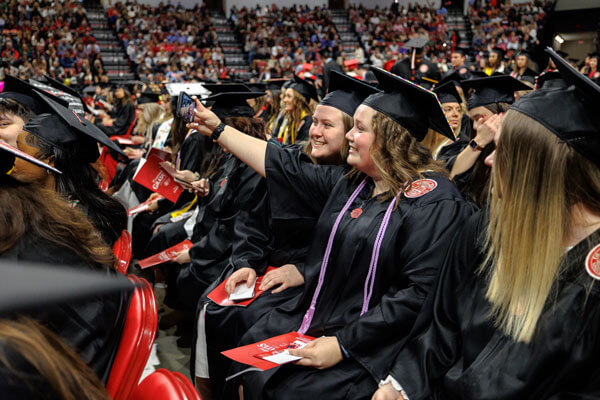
0;98;34;147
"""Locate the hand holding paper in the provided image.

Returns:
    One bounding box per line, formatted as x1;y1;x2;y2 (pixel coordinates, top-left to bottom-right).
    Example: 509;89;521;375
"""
228;279;256;301
289;336;344;370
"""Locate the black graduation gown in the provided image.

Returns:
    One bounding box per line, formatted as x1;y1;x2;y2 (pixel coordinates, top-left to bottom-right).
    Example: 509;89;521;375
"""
199;148;319;397
387;211;600;400
0;232;130;384
0;343;57;399
132;132;208;257
164;154;268;311
230;144;473;400
97;101;135;137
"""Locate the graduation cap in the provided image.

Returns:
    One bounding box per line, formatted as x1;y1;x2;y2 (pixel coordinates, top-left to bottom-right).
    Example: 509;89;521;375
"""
362;67;454;141
282;80;294;89
0;140;62;175
42;75;93;114
433;81;462;104
437;70;467;87
535;70;569;90
511;47;600;167
201;92;265;119
402;37;428;52
203;83;251;94
289;75;319;103
265;79;287;91
137;89;161;104
462;75;532;109
452;48;468;57
518;67;538;85
490;47;506;60
0;75;69;114
0;261;133;315
320;71;380;117
245;82;267;93
22;96;126;162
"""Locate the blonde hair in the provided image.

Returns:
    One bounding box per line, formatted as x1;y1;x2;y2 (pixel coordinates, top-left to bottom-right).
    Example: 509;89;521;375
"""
482;110;600;343
348;111;447;202
134;103;164;146
282;88;316;143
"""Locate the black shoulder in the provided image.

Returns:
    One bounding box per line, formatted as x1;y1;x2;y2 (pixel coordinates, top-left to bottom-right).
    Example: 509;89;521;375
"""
401;173;465;207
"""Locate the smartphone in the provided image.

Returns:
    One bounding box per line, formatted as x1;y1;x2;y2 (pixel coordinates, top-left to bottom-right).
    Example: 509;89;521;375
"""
174;177;194;189
177;91;195;123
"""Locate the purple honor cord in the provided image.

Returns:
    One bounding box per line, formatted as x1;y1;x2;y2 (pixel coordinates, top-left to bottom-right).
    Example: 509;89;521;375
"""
298;177;398;334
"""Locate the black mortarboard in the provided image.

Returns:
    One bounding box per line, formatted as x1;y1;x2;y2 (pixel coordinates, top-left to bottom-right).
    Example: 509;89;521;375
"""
320;71;380;117
0;140;62;175
23;96;126;162
282;80;294;89
203;83;251;94
437;70;467;87
434;81;462;104
42;75;92;114
265;79;287;91
511;47;600;167
518;67;538;85
0;261;133;315
517;50;531;58
137;89;161;104
462;75;532;109
289;74;319;102
556;50;569;58
490;47;506;59
362;67;454;141
403;37;428;51
0;75;69;114
535;71;569;90
452;48;467;57
246;82;267;93
201;92;265;119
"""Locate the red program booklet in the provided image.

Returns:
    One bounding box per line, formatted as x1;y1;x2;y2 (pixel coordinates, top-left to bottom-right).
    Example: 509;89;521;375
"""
133;154;183;203
207;266;277;307
221;332;315;371
147;147;172;162
138;239;193;269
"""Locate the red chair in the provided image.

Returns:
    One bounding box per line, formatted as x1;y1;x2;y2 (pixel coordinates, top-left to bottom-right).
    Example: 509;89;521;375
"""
98;111;139;187
110;110;139;142
112;230;132;275
106;275;157;400
129;369;202;400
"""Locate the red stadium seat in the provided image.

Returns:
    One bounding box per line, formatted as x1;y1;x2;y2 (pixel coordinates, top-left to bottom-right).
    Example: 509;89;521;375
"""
129;369;202;400
98;110;139;188
106;275;158;400
112;230;132;275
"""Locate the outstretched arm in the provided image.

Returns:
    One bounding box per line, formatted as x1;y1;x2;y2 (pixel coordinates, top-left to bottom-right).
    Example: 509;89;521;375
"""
187;97;267;177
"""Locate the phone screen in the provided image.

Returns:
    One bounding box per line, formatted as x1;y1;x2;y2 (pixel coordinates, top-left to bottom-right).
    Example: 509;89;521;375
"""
177;91;195;123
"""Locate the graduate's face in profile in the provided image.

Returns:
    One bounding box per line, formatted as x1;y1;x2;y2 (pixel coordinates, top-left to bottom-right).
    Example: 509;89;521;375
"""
309;105;346;163
12;132;53;185
441;102;462;131
283;88;295;112
346;105;377;177
0;112;25;148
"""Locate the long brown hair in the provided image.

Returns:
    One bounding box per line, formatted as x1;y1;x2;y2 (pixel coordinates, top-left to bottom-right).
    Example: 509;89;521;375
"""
481;110;600;343
283;88;316;143
0;176;114;267
0;317;110;400
348;111;447;202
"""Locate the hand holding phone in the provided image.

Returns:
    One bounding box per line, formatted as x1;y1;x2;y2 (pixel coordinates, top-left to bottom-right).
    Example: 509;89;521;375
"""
177;91;196;123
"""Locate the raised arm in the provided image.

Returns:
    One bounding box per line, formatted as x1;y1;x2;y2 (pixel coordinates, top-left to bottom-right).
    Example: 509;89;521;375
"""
187;97;268;177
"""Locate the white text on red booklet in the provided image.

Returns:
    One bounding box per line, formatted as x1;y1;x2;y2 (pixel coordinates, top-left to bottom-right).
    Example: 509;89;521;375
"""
138;240;193;269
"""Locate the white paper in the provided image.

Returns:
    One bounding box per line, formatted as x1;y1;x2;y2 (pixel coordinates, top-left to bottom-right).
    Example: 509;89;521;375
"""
261;350;303;365
229;280;256;301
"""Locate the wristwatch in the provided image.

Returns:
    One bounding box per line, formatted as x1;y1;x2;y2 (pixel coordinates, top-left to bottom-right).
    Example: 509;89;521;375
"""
211;122;226;141
469;139;485;152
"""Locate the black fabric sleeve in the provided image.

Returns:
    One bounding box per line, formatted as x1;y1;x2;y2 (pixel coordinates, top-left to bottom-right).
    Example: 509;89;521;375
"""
385;212;484;399
265;143;345;221
336;200;475;381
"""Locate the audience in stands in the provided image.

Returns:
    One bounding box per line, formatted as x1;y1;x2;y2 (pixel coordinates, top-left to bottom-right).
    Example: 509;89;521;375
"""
0;0;103;84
